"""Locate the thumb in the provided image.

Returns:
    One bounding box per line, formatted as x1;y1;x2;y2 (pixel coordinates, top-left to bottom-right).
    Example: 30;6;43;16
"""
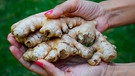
45;0;81;18
35;59;64;76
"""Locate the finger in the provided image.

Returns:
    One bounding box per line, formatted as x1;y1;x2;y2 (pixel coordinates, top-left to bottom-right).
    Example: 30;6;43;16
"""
95;18;109;32
10;46;23;59
34;11;47;17
10;46;48;75
45;0;80;18
7;33;21;48
35;59;66;76
8;33;27;53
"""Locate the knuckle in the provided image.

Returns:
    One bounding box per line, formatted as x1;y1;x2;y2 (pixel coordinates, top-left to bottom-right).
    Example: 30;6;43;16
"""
70;0;81;9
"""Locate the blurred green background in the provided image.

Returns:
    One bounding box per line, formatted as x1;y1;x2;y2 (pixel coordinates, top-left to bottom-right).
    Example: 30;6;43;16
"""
0;0;135;76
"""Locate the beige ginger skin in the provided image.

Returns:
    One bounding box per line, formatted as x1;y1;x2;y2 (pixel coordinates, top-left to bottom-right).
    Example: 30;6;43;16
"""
11;14;117;66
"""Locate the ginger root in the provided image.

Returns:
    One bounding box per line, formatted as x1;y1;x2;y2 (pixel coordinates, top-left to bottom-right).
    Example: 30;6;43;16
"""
11;14;117;66
23;35;94;62
87;30;117;65
11;16;47;43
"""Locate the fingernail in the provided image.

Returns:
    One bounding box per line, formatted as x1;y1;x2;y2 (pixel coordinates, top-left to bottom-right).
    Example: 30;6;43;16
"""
44;10;53;15
35;60;43;67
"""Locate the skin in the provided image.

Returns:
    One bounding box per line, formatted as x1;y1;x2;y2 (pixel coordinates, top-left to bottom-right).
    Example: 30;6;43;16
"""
8;0;135;76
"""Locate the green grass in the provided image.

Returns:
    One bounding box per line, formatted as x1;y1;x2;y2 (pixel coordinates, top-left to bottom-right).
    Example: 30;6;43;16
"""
0;0;135;76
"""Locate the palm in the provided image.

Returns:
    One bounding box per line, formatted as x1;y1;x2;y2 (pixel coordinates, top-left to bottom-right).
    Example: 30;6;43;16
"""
62;63;106;76
49;56;106;76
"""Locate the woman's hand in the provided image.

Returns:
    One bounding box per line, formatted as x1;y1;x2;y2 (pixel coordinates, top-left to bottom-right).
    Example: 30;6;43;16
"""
35;59;107;76
45;0;135;32
45;0;109;32
8;33;107;76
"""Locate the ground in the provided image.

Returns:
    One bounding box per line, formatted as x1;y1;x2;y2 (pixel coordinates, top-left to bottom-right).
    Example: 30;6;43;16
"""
0;0;135;76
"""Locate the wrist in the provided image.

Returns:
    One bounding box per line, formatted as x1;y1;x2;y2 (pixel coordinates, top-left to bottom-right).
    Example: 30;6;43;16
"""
104;63;135;76
99;0;135;29
99;0;119;29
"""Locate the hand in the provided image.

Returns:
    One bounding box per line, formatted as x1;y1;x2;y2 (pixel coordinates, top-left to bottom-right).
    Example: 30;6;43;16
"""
8;33;107;76
45;0;109;32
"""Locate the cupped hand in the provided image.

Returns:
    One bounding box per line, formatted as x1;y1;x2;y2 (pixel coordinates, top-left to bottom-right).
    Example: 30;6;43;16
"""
8;33;107;76
45;0;109;32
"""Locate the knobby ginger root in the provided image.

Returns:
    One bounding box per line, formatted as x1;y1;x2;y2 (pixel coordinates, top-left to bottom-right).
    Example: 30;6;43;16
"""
87;31;116;65
24;31;49;47
23;35;94;62
23;21;96;62
11;16;96;47
11;14;117;66
68;21;96;45
11;16;85;43
11;16;47;43
40;17;85;37
24;21;96;48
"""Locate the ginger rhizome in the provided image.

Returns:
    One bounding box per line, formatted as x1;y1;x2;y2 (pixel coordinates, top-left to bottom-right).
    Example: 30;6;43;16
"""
11;14;117;66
